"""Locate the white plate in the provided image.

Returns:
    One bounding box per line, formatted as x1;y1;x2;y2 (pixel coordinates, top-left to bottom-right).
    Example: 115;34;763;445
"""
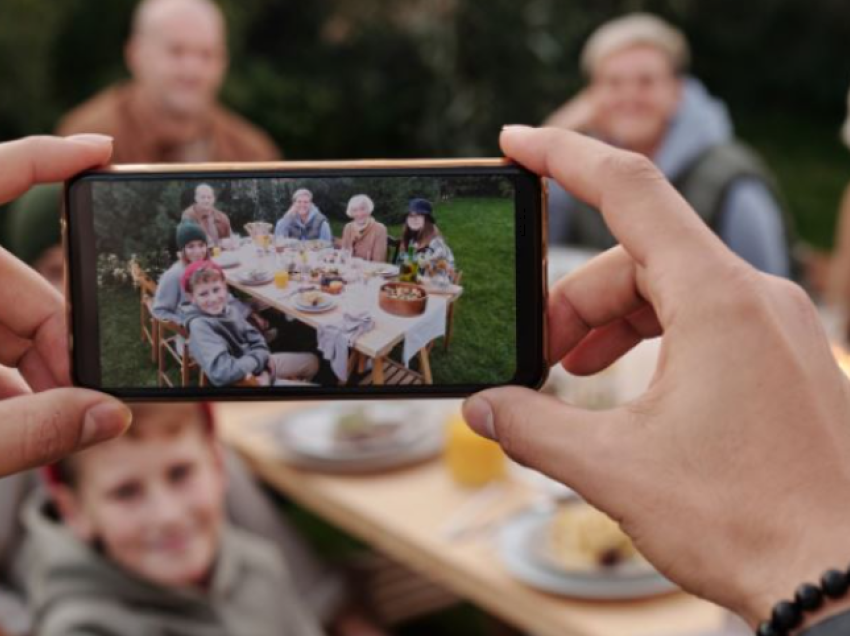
267;403;447;471
372;264;400;277
235;271;274;286
498;511;677;600
213;254;241;269
295;294;335;313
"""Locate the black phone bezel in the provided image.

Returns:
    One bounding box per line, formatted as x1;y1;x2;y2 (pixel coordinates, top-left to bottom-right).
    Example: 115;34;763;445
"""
65;161;547;400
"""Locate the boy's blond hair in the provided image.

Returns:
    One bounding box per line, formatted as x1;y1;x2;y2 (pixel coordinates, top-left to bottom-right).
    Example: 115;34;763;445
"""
581;13;690;76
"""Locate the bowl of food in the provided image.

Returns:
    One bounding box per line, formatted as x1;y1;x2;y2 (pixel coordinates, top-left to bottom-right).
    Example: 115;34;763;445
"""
379;282;428;316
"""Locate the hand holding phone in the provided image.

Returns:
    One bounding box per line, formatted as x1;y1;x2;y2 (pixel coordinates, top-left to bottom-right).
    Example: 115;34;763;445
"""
0;135;131;477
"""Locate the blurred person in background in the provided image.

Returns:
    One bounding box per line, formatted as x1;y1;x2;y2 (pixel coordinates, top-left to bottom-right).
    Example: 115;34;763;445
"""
826;88;850;338
4;185;65;293
56;0;280;163
544;13;794;279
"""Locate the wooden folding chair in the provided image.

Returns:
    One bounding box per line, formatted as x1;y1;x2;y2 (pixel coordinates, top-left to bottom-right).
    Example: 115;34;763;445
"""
130;261;159;363
386;235;401;264
157;320;207;388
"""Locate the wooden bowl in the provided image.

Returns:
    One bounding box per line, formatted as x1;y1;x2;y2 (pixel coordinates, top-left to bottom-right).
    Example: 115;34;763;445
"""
379;282;428;316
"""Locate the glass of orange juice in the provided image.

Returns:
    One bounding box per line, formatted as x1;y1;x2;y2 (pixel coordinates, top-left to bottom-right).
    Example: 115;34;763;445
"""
444;411;505;487
274;270;289;289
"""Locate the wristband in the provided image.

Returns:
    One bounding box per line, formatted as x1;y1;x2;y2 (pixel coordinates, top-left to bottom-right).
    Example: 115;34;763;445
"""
758;567;850;635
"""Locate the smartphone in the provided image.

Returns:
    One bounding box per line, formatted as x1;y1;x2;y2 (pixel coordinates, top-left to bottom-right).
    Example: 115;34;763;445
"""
64;159;547;400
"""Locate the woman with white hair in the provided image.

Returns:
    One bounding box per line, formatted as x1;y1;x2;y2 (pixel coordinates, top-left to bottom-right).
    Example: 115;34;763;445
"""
340;194;388;262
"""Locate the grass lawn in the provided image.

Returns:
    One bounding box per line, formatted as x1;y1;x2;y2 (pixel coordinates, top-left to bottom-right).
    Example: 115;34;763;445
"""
99;284;160;388
101;196;517;387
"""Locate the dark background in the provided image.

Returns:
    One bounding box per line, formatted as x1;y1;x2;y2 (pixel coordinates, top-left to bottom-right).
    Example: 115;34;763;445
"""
2;0;850;246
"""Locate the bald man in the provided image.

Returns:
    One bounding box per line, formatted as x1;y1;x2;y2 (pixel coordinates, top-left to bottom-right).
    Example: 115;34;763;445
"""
182;183;231;245
57;0;280;163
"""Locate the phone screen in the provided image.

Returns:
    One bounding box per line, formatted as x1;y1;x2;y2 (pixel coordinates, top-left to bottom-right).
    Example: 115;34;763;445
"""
66;163;545;398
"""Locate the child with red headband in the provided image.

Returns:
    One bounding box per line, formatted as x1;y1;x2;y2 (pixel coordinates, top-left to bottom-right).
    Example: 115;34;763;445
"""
181;260;319;387
22;403;325;636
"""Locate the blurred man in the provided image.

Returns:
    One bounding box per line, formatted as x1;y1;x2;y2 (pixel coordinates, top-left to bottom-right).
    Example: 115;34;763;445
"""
545;13;793;278
57;0;280;163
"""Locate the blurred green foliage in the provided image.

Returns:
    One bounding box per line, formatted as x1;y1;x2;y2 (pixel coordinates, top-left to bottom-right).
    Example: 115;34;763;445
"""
3;0;850;155
2;0;850;245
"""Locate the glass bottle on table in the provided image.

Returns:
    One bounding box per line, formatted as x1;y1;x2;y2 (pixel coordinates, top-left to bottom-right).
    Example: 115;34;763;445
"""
400;243;419;283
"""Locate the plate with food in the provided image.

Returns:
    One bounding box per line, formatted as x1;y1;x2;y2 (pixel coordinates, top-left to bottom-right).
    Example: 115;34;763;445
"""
213;253;241;269
295;291;336;313
372;264;400;278
235;269;274;286
498;503;676;599
269;403;447;470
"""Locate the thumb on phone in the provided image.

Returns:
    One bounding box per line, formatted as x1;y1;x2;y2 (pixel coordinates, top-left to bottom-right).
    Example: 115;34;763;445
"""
0;389;131;477
463;386;632;515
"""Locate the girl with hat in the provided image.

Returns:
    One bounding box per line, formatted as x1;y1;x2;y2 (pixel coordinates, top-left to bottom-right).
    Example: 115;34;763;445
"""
340;194;388;262
398;198;455;268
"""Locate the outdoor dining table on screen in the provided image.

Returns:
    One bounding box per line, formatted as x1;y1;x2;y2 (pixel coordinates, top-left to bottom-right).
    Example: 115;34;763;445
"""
219;241;463;385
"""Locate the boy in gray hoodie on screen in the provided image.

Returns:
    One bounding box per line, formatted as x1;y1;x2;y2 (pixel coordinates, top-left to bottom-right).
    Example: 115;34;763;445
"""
181;260;318;387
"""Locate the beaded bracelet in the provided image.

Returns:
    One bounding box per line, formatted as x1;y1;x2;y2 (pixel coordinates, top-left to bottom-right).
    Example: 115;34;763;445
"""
757;567;850;636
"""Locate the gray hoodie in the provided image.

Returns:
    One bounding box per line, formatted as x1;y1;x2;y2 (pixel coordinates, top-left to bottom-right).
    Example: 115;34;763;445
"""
549;77;790;277
152;261;189;324
22;493;325;636
184;300;269;387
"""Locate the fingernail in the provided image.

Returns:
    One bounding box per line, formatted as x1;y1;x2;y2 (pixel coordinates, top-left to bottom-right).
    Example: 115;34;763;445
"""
81;402;132;447
501;124;532;132
66;133;114;146
462;396;496;440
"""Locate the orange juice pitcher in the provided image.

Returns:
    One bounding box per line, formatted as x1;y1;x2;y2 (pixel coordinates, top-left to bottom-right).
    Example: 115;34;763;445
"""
444;411;506;487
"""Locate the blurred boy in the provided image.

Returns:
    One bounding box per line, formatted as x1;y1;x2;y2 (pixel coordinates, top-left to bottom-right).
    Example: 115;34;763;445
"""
182;261;319;386
23;404;324;636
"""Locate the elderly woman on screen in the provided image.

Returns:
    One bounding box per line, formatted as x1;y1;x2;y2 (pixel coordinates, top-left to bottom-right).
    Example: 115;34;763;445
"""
340;194;387;262
274;188;332;243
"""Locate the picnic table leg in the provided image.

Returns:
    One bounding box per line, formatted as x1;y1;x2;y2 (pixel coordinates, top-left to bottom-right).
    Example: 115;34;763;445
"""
372;357;385;385
419;347;433;384
343;351;359;386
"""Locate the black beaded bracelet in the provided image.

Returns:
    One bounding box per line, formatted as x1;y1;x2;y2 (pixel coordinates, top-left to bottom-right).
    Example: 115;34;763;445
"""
757;567;850;636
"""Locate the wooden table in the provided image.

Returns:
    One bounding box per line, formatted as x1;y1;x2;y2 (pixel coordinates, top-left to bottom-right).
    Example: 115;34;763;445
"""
221;245;461;385
217;403;726;636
